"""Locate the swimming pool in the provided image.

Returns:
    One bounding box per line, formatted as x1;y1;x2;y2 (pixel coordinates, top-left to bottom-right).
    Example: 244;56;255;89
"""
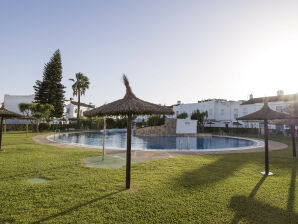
54;129;261;151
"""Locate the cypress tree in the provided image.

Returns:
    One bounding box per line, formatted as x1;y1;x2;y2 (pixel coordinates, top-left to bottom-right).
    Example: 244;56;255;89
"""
34;49;65;118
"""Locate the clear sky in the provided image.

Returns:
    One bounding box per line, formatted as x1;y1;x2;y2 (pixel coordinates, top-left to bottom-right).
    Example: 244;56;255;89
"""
0;0;298;106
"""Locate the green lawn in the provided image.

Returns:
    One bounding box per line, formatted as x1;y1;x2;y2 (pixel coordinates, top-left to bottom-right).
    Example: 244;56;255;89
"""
0;132;297;223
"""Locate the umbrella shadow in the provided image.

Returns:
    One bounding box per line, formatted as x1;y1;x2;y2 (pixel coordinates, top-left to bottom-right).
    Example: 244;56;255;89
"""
230;165;297;224
174;155;248;188
33;189;125;223
229;195;297;223
248;176;267;198
0;163;81;181
230;176;267;224
287;165;296;214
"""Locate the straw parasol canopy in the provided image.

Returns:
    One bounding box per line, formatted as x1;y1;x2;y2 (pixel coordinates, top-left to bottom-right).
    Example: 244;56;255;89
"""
0;108;23;119
237;103;291;121
0;107;22;151
84;75;174;189
84;76;173;117
237;101;293;175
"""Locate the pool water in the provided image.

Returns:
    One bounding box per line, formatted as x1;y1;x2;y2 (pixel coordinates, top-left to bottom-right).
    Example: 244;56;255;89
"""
56;129;257;151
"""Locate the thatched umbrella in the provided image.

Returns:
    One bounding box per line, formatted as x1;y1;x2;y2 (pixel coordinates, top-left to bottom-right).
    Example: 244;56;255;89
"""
274;119;298;158
0;108;22;151
84;75;174;189
237;101;292;175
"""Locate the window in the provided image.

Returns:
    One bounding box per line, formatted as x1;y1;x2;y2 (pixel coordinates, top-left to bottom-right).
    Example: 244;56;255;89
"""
66;108;70;114
75;109;78;113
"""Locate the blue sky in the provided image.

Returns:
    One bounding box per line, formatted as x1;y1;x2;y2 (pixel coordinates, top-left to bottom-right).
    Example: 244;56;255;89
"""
1;0;298;106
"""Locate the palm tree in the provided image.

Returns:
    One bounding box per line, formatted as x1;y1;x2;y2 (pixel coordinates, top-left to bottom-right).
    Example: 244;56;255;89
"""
69;73;90;128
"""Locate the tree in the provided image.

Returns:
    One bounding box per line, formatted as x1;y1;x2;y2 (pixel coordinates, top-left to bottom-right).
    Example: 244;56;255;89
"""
30;104;54;132
19;103;54;132
34;49;65;118
177;112;188;119
191;110;208;132
19;103;34;135
69;73;90;128
147;115;164;126
95;116;104;130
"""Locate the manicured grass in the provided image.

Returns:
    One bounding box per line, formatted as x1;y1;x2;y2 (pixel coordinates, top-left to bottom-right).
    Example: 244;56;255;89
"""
0;132;297;223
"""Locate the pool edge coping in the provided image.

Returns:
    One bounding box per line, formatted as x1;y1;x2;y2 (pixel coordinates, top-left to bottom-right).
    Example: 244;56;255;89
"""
45;131;266;153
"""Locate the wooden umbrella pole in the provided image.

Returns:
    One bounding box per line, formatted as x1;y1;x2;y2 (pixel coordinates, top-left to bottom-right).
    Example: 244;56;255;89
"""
264;119;269;175
290;125;296;158
102;117;106;161
0;117;3;151
126;113;132;189
4;119;6;134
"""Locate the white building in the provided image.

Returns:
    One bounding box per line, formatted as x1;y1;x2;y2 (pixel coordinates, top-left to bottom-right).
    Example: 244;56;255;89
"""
64;98;95;120
176;118;197;134
173;91;298;129
4;94;35;114
173;99;243;128
3;95;95;124
4;94;35;124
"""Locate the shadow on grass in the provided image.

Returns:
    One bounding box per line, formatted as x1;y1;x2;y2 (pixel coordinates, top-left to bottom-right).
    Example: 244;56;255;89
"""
230;164;297;224
0;217;15;223
248;176;267;198
174;155;248;188
0;163;81;181
33;189;125;223
229;195;297;223
230;176;267;224
287;165;296;214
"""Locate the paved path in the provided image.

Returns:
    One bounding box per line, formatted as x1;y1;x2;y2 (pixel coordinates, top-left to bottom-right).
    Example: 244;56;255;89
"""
32;133;288;162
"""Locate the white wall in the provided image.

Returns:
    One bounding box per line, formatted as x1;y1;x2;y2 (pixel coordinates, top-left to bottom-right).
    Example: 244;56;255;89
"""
4;94;35;124
173;99;294;129
176;119;197;134
64;100;95;119
4;94;35;114
3;95;95;124
173;100;243;128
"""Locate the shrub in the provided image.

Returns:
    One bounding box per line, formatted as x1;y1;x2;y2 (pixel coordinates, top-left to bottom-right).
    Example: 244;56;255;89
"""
177;112;188;119
39;123;51;131
5;124;27;131
136;121;146;128
147;115;165;127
